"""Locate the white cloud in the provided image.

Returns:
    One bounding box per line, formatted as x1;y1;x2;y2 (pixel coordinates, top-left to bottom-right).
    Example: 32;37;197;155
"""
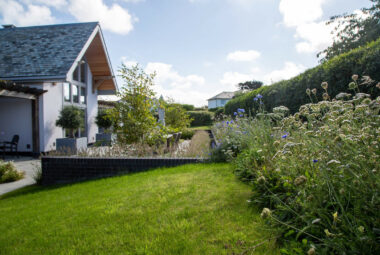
227;50;261;62
144;62;207;106
279;0;326;27
0;0;55;26
121;57;138;68
220;72;255;87
263;62;306;84
21;0;67;8
68;0;135;35
279;0;333;54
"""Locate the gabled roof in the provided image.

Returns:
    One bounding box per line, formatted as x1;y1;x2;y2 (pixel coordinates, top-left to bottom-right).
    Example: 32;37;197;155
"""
207;91;236;101
0;22;98;80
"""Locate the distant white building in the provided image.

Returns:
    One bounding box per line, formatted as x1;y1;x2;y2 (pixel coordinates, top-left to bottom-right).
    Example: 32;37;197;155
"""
207;91;236;109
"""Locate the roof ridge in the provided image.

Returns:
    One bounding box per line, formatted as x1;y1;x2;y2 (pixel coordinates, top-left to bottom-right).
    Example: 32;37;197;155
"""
1;22;99;30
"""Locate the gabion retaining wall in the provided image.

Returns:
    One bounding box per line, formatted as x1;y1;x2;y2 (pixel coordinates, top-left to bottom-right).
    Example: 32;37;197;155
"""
41;157;203;185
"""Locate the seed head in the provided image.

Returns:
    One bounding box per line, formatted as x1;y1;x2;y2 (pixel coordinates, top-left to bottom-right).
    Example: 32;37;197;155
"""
321;82;328;90
352;74;359;81
294;175;307;186
261;208;271;218
323;93;329;100
307;247;316;255
312;88;317;95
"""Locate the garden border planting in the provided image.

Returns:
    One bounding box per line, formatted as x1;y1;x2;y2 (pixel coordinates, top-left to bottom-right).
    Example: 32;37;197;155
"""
41;157;203;185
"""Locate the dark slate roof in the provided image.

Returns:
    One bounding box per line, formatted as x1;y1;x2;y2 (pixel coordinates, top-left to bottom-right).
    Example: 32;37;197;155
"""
207;91;236;100
0;22;98;80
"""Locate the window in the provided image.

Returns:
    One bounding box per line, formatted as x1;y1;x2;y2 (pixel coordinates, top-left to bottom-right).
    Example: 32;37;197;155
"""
80;62;86;83
73;85;79;103
80;87;86;104
64;83;71;102
73;66;79;81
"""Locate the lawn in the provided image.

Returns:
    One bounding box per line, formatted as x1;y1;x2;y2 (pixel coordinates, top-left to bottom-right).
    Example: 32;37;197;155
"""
0;163;279;255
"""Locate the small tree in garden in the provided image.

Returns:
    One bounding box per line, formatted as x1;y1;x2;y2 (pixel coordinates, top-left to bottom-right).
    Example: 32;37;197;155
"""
164;100;193;132
95;110;113;132
56;106;83;138
110;64;165;144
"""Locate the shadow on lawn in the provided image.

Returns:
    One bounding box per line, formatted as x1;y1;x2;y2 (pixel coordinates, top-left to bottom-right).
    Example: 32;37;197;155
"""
0;185;64;200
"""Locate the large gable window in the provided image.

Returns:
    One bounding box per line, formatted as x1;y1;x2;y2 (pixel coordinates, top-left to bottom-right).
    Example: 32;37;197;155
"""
73;59;86;83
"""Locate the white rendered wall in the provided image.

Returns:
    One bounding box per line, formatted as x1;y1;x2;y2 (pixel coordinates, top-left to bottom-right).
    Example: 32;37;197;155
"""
0;97;33;152
86;65;98;144
40;82;64;152
208;100;217;109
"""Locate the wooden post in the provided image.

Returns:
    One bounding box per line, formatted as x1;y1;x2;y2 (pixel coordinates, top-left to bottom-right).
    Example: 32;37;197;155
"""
31;97;40;155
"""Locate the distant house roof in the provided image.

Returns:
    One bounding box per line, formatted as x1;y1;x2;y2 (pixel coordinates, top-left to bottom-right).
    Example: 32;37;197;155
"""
207;91;236;101
0;22;98;80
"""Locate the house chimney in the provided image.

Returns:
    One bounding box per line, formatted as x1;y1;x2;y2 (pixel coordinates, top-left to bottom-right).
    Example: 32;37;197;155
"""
2;24;16;29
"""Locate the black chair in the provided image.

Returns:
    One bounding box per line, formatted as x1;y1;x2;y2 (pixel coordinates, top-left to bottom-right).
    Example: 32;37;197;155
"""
1;135;19;159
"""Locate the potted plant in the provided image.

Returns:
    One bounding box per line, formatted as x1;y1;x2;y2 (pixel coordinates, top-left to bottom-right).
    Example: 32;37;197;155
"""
95;109;114;146
55;106;87;154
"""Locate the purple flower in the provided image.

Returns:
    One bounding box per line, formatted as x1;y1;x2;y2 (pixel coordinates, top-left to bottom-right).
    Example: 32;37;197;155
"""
239;114;243;117
282;134;288;139
313;159;318;163
234;112;238;116
260;101;263;105
237;108;245;113
257;94;263;99
254;97;258;101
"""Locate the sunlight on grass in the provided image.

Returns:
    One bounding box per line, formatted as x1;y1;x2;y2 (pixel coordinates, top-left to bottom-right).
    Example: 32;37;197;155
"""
0;164;279;255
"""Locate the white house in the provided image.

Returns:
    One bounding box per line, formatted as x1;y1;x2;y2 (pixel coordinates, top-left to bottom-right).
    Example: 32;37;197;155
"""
207;91;236;109
0;22;117;155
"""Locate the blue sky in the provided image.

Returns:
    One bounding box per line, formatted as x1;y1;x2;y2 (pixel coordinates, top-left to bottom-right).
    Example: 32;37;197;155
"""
0;0;371;106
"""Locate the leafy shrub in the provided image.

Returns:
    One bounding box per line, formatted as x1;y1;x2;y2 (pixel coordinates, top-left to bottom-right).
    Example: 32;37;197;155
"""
207;107;222;113
0;161;24;183
181;129;195;140
95;109;113;131
225;38;380;116
188;111;213;127
181;104;195;111
32;163;42;185
165;103;192;132
212;78;380;254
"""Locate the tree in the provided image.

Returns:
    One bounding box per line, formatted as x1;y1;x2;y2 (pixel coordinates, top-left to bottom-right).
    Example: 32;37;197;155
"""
319;0;380;61
110;64;164;144
237;80;263;91
56;106;83;138
164;101;192;132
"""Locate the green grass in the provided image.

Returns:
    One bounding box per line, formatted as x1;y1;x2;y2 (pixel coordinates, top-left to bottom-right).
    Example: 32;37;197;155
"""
0;164;279;255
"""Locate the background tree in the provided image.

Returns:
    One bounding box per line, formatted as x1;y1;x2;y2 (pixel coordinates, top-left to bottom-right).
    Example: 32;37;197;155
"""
110;64;164;144
237;80;263;91
319;0;380;61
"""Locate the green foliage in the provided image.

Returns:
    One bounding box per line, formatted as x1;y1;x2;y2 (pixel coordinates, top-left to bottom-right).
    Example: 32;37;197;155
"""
319;0;380;61
225;38;380;116
95;109;113;131
212;82;380;254
55;105;83;138
0;161;24;183
188;111;213;127
181;129;195;140
181;104;195;111
164;103;192;132
110;64;166;145
237;80;263;91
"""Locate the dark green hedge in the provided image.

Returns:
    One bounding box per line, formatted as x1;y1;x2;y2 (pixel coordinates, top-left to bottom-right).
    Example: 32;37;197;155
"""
188;111;213;126
225;38;380;115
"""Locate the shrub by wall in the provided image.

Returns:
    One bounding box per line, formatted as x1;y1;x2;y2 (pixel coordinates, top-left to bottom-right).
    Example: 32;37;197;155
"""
225;38;380;115
188;111;213;127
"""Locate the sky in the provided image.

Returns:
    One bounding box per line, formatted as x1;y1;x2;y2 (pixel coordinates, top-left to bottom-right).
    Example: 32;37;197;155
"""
0;0;372;106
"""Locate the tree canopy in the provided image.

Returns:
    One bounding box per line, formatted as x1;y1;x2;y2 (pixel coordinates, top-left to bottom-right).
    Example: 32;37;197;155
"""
237;80;263;91
319;0;380;61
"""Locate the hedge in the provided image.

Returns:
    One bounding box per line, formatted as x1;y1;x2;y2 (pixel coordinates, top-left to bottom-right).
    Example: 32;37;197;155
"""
225;38;380;115
188;111;213;127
